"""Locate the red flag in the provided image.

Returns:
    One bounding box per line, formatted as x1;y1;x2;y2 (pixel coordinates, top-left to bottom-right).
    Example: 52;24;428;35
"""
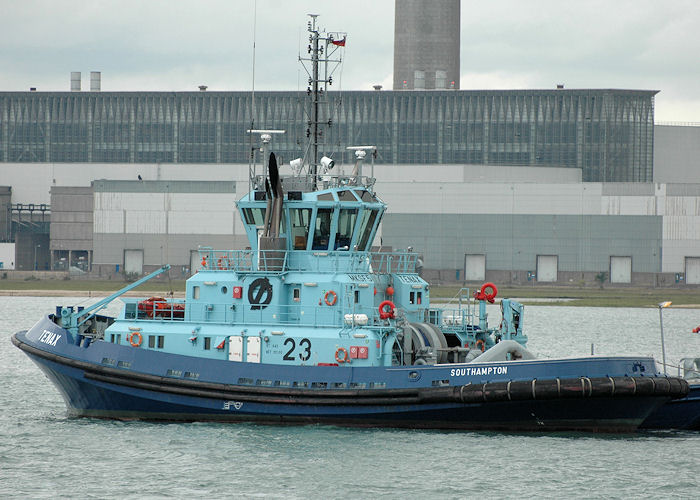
331;37;346;47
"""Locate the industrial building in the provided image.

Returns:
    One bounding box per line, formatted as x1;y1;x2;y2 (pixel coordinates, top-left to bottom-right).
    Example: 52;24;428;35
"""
0;89;656;182
1;121;700;286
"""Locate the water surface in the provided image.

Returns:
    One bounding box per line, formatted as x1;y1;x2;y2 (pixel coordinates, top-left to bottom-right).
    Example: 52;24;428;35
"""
1;297;699;498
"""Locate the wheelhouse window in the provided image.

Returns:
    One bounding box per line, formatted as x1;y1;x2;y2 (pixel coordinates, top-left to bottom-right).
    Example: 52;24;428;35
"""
357;190;377;202
312;208;333;250
338;190;358;201
289;208;312;250
357;209;379;251
242;207;266;226
335;208;358;250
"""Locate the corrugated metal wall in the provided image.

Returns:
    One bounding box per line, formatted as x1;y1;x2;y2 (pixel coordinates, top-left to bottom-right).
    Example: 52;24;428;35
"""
91;180;239;268
382;213;662;273
0;90;657;182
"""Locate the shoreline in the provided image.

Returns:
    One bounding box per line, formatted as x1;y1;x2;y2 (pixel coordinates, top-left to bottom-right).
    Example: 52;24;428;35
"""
2;288;699;308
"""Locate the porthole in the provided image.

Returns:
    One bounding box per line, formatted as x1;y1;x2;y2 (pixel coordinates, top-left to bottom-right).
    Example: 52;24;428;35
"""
221;286;228;294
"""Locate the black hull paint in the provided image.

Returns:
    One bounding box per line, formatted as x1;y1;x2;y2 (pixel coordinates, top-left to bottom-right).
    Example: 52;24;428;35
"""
640;384;700;430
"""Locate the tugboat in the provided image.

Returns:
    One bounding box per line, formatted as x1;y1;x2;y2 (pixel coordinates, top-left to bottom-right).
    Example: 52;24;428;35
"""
12;16;689;432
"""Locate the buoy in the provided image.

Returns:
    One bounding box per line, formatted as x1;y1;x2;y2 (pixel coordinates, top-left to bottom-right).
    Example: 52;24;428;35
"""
386;286;394;296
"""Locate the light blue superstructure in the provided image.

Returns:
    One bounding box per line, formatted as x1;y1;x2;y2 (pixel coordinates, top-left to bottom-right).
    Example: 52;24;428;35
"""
99;167;525;369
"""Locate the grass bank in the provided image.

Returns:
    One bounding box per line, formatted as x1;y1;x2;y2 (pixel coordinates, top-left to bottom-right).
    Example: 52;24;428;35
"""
1;279;699;308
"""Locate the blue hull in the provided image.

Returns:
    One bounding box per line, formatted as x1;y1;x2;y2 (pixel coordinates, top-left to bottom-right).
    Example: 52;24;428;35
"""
640;384;700;430
12;317;690;432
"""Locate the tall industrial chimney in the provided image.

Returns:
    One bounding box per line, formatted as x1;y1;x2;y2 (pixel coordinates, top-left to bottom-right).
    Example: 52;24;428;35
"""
70;72;81;91
90;71;101;91
393;0;461;90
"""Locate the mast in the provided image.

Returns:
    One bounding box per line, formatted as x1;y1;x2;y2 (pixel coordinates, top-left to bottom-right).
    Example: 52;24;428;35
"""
299;14;345;183
311;15;320;178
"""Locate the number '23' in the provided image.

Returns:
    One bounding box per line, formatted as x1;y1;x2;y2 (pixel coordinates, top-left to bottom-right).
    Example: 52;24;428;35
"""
283;338;311;361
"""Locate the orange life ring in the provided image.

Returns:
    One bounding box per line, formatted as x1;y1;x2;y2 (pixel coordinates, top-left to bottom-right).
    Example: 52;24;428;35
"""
474;282;498;303
335;347;349;363
324;290;338;306
130;331;143;347
475;339;485;352
481;282;498;300
378;300;396;319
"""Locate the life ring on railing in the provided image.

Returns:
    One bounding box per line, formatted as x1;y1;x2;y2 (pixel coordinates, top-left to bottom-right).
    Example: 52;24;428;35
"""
378;300;396;320
130;332;143;347
475;339;485;352
335;347;349;364
474;282;498;303
324;290;338;306
217;258;227;270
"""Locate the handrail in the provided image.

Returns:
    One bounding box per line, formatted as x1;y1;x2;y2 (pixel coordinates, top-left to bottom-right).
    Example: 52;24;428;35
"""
121;297;396;330
442;287;473;307
197;248;418;274
61;265;171;337
252;174;377;192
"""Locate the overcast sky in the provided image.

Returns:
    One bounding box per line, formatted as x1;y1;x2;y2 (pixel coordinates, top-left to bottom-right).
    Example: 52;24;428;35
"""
1;0;699;122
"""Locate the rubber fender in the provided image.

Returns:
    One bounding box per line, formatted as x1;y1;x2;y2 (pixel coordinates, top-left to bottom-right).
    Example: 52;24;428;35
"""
533;379;561;400
608;377;638;396
505;380;533;401
667;376;688;397
459;383;486;403
557;377;589;398
652;377;671;395
632;377;656;396
481;381;510;402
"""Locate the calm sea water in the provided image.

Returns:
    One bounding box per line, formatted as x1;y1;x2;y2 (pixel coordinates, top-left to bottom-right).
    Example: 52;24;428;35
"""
1;296;699;499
